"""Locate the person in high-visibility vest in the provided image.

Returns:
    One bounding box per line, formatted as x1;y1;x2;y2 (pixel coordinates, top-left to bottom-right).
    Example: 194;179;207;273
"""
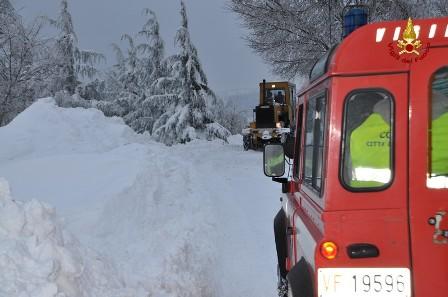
431;113;448;176
430;90;448;177
349;99;391;188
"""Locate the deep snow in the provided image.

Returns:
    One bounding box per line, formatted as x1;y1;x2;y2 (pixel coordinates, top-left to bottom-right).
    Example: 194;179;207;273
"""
0;98;281;297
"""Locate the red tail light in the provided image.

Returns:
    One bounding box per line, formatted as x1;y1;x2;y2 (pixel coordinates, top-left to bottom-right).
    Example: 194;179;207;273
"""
320;241;338;260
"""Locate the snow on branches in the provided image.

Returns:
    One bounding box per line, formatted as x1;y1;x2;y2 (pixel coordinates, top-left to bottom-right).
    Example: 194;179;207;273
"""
0;0;53;126
151;1;229;145
3;0;231;145
228;0;446;79
108;1;229;145
43;0;105;94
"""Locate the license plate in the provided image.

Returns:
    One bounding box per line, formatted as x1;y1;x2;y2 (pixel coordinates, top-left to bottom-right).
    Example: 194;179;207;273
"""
318;268;411;297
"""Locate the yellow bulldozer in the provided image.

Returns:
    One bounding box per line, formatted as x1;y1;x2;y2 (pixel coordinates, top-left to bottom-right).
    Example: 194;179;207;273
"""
242;80;296;150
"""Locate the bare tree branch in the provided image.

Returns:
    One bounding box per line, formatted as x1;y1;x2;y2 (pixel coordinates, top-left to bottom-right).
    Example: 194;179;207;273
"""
229;0;446;79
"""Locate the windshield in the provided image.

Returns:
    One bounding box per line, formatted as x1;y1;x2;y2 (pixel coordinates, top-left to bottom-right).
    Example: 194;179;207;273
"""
264;89;286;105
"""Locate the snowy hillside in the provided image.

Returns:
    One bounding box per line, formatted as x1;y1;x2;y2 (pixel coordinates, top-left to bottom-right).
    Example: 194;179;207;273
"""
0;99;281;297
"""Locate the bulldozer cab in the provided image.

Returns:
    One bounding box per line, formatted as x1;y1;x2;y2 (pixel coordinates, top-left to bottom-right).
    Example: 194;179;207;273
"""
242;81;296;151
260;82;294;105
258;81;296;129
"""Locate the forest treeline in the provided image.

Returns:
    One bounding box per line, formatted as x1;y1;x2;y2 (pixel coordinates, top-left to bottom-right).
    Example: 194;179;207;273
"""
0;0;246;145
5;0;445;144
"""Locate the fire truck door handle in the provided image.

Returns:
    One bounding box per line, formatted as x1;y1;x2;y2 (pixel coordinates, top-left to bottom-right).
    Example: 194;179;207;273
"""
428;212;446;228
429;211;448;244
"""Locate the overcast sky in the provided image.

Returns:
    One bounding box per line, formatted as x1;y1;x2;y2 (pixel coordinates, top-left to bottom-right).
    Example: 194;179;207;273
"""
13;0;279;96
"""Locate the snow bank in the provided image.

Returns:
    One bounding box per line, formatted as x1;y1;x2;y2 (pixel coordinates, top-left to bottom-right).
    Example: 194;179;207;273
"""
227;134;243;146
0;178;129;297
0;98;278;297
0;98;141;162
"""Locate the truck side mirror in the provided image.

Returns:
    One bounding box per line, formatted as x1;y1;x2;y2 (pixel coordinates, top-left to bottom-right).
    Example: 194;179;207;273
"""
263;144;285;177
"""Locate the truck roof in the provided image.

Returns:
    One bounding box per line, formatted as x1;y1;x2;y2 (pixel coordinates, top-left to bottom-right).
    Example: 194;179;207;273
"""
302;16;448;94
259;81;296;88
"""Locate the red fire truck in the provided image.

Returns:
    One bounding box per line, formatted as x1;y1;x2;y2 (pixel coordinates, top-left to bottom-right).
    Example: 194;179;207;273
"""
263;16;448;297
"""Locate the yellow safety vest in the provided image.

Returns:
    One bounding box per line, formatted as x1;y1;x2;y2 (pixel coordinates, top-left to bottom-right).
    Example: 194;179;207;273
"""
431;112;448;176
350;113;391;188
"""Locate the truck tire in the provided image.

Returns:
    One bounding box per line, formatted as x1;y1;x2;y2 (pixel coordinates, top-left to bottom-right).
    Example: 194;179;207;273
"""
274;209;288;278
286;258;313;297
277;265;288;297
243;135;251;151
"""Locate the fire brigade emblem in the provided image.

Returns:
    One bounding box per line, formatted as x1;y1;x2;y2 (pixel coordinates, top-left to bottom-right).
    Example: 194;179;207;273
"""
397;17;422;55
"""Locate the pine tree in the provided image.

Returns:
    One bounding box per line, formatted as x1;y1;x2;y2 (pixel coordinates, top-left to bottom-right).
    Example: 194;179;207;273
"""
138;9;165;92
108;10;167;133
127;9;170;133
0;0;14;15
112;34;142;98
152;1;229;145
45;0;104;94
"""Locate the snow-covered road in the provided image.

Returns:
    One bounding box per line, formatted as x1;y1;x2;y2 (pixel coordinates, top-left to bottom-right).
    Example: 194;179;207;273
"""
0;99;281;297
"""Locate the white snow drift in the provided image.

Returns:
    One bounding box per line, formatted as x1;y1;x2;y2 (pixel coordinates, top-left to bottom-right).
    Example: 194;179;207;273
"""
0;98;280;297
0;178;129;297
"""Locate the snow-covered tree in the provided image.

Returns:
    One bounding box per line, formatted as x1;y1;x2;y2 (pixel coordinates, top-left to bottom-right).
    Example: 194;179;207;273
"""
152;1;229;145
107;9;168;133
0;0;14;17
129;9;169;132
111;34;142;98
229;0;447;78
45;0;104;94
49;3;229;143
0;0;52;125
138;9;166;92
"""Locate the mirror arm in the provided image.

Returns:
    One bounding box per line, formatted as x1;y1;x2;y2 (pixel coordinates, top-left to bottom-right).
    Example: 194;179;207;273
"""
272;177;288;183
272;177;290;193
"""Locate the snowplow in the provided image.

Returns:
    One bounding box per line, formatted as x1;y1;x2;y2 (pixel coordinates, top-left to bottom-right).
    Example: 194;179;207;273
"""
242;81;296;150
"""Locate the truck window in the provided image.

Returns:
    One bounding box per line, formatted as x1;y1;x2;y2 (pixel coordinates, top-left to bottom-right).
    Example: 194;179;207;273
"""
428;66;448;189
303;93;327;194
293;104;304;179
265;89;285;105
290;88;296;129
341;90;394;190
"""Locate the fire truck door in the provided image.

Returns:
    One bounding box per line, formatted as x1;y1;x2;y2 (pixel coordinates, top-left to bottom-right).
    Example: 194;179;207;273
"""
409;47;448;297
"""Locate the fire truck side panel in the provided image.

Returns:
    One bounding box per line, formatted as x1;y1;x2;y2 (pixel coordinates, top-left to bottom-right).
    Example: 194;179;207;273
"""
409;47;448;297
281;192;321;297
278;17;448;297
284;79;330;284
289;71;411;296
325;74;409;212
316;208;411;268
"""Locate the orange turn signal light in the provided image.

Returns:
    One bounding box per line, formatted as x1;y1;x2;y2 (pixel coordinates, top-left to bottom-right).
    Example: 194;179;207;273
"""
320;241;338;260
